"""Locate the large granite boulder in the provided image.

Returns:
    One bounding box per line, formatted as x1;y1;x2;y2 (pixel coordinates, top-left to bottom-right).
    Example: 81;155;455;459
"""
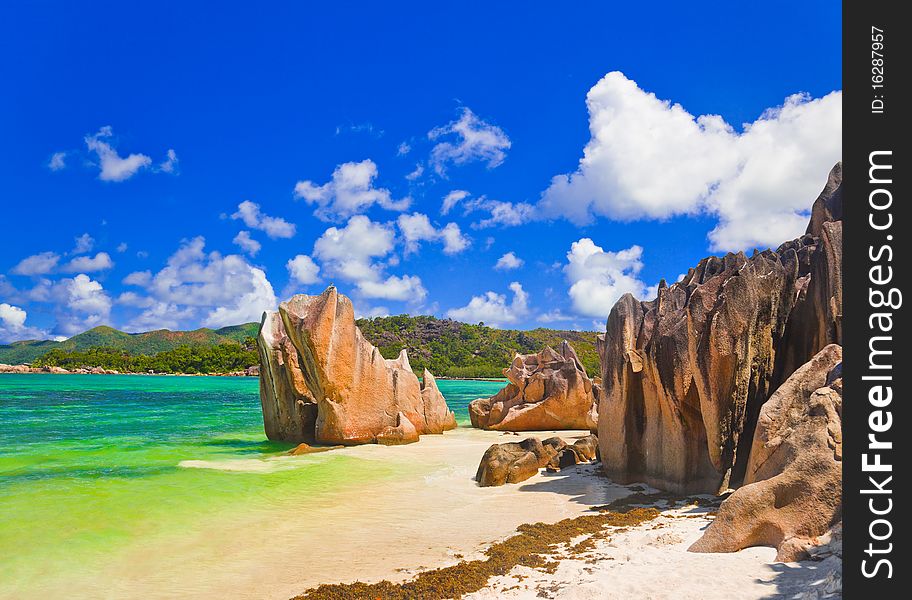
257;286;457;445
690;344;843;561
468;341;598;431
597;163;843;494
475;434;598;487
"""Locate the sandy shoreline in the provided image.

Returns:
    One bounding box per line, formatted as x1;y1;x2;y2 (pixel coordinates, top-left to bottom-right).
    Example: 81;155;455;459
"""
3;426;841;600
465;504;842;600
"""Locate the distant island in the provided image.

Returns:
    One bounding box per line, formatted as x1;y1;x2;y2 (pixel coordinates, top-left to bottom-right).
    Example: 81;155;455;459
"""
0;316;600;378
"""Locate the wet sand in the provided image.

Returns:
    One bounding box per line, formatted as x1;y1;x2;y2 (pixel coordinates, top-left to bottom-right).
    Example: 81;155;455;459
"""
18;428;622;600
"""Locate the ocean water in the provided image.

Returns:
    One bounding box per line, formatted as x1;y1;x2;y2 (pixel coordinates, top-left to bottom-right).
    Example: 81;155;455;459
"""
0;374;507;599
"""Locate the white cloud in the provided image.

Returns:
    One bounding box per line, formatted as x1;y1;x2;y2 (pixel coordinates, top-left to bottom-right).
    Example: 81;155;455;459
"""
286;255;320;285
313;215;396;283
203;267;276;328
357;274;427;302
447;282;529;327
294;159;411;221
563;238;651;318
312;215;426;302
124;301;194;332
397;142;411;156
441;190;469;215
52;274;113;335
12;252;60;276
48;152;66;171
116;242;128;253
73;233;94;254
123;270;152;286
494;251;523;270
465;197;535;228
233;231;261;256
158;149;179;174
405;163;424;181
121;237;277;331
397;213;439;254
428;107;511;176
539;71;842;251
62;252;113;273
84;126;153;182
440;223;470;255
116;291;154;308
0;303;49;343
231;200;296;239
396;213;470;256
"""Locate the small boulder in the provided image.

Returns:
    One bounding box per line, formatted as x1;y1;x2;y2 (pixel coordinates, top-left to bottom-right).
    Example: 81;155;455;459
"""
288;443;343;455
376;412;420;446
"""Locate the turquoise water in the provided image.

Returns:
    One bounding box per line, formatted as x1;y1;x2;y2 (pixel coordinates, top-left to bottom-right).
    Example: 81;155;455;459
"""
0;374;504;598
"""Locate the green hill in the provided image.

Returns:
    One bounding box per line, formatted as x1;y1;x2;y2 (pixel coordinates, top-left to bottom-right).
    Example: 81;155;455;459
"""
355;315;601;378
0;323;260;365
1;317;601;378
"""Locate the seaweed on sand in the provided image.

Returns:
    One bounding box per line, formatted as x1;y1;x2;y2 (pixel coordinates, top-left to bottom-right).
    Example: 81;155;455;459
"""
293;507;660;600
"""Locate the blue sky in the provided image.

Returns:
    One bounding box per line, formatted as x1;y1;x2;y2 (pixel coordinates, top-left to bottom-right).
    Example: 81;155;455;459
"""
0;1;842;342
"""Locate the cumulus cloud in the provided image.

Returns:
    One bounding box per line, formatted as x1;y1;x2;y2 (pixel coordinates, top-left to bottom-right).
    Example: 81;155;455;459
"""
52;274;113;335
0;303;49;343
116;242;129;253
441;190;470;215
439;223;470;254
73;233;94;254
494;251;524;270
48;152;66;171
357;274;426;302
231;200;296;239
397;142;411;156
397;213;470;256
539;72;842;251
121;237;277;331
286;254;320;285
12;252;60;276
447;282;529;327
61;252;114;273
429;108;511;176
84;126;153;182
233;231;261;256
563;238;652;318
313;215;426;302
294;159;411;221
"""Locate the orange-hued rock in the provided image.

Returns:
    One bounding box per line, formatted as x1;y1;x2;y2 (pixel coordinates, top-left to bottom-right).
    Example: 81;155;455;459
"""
690;345;843;561
475;434;600;487
376;412;420;446
288;442;343;455
468;341;598;431
597;163;843;494
420;369;458;433
257;286;457;445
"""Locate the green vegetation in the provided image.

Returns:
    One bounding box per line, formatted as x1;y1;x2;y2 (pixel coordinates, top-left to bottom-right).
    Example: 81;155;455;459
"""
34;340;258;374
355;315;600;377
0;323;260;364
4;315;602;377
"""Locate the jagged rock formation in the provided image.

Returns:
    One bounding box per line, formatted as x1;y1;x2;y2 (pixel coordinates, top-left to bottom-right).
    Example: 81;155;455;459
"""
475;434;599;487
469;341;598;431
690;344;843;561
597;163;843;494
257;286;457;445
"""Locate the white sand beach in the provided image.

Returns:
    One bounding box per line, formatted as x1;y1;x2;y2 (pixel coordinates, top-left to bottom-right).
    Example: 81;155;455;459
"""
8;426;840;600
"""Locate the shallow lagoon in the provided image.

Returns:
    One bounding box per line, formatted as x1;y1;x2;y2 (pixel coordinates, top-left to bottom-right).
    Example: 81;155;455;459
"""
0;375;618;599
